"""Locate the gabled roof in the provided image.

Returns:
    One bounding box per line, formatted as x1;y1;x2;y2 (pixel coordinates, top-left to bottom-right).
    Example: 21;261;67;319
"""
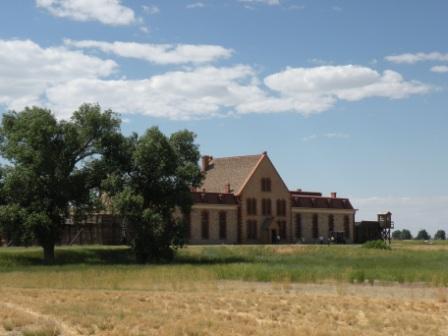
200;154;264;194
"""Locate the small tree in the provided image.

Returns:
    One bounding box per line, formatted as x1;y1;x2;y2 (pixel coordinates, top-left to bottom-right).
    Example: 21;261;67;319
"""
434;230;446;240
102;127;203;263
400;229;413;240
0;105;120;263
392;230;402;240
415;229;430;240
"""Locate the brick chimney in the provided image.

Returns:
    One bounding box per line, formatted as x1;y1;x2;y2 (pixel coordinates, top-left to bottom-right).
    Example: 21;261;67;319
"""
201;155;212;171
224;183;231;193
331;192;337;198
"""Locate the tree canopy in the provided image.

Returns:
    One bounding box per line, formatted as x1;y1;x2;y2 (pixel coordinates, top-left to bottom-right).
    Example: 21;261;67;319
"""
0;105;121;262
434;230;446;240
101;127;203;263
400;229;413;240
392;230;402;240
415;229;431;240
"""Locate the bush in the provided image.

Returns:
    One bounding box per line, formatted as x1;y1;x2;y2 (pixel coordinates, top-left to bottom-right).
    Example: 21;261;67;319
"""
362;240;391;250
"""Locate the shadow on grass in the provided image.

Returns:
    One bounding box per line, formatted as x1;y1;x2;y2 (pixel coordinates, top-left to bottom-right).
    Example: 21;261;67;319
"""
0;246;251;268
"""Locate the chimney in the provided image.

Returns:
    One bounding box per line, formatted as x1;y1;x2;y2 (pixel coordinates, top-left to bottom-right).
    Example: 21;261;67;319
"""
331;192;337;198
201;155;211;171
224;183;231;193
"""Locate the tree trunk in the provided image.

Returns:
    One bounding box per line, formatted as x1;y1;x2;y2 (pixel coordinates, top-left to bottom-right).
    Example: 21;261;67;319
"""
43;243;55;264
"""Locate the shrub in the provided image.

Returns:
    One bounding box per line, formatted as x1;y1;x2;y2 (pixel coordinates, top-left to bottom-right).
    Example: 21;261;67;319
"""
362;240;391;250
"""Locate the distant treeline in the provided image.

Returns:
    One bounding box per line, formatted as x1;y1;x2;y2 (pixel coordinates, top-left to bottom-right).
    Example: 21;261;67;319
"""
392;229;446;240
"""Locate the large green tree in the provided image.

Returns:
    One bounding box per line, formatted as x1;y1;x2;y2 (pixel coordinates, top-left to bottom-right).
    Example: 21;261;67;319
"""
102;127;203;263
392;230;402;240
415;229;431;240
400;229;413;240
434;230;446;240
0;104;120;262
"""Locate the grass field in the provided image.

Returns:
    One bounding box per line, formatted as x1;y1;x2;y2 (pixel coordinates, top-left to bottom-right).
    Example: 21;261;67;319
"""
0;241;447;335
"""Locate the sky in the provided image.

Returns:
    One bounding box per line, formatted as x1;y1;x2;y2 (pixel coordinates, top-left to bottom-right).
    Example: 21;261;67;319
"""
0;0;447;235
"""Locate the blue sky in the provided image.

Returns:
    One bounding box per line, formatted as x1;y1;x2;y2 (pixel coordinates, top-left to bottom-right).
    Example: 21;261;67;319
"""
0;0;447;235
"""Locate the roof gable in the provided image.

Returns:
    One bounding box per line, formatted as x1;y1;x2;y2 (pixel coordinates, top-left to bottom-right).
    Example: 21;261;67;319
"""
237;153;290;196
200;154;263;194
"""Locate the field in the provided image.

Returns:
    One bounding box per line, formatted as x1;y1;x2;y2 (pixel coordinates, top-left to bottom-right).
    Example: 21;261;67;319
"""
0;241;447;335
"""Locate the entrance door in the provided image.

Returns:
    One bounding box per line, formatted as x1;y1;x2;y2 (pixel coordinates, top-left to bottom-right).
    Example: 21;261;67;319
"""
271;229;277;244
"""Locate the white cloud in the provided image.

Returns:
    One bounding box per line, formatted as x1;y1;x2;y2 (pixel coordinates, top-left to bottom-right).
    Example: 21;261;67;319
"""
353;196;448;236
0;40;431;120
0;39;116;114
239;0;280;6
302;135;318;142
324;132;350;139
35;0;136;25
302;133;350;142
64;39;233;65
44;65;266;119
142;4;159;15
385;52;448;64
186;2;205;9
431;65;448;73
243;65;430;115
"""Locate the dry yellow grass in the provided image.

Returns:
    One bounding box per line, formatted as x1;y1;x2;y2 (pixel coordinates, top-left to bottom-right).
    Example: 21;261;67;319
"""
1;282;448;336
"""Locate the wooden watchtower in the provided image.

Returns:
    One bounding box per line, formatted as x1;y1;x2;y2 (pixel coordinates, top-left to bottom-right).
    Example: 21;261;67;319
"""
377;212;394;244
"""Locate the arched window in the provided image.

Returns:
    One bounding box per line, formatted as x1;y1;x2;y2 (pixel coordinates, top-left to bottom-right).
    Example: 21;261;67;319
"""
184;212;191;240
295;214;302;239
246;198;257;215
201;211;209;239
328;215;335;234
312;214;319;239
262;199;272;215
276;199;286;216
247;220;257;239
219;211;227;239
261;178;272;192
344;215;350;239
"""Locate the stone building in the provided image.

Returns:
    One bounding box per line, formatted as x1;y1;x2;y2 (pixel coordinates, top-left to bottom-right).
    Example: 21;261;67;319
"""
186;152;356;244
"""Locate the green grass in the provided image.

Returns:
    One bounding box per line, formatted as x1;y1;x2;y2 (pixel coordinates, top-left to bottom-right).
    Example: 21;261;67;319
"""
0;241;447;288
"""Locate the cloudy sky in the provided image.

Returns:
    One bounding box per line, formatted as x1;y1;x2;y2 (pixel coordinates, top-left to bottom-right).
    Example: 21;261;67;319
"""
1;0;447;235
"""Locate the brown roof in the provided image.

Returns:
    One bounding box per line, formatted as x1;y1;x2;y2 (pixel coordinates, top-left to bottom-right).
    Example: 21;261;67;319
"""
192;192;238;205
200;154;263;194
291;194;354;210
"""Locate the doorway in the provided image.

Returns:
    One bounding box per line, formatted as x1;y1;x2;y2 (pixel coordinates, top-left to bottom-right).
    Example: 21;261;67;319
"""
271;229;278;244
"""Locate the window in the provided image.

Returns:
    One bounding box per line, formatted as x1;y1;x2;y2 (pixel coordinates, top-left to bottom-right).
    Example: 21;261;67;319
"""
344;215;350;239
312;214;319;239
247;220;257;239
278;221;287;239
276;199;286;216
262;199;272;216
261;178;272;192
201;211;209;239
295;214;302;239
184;212;191;239
219;211;227;239
328;215;334;234
246;198;257;215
